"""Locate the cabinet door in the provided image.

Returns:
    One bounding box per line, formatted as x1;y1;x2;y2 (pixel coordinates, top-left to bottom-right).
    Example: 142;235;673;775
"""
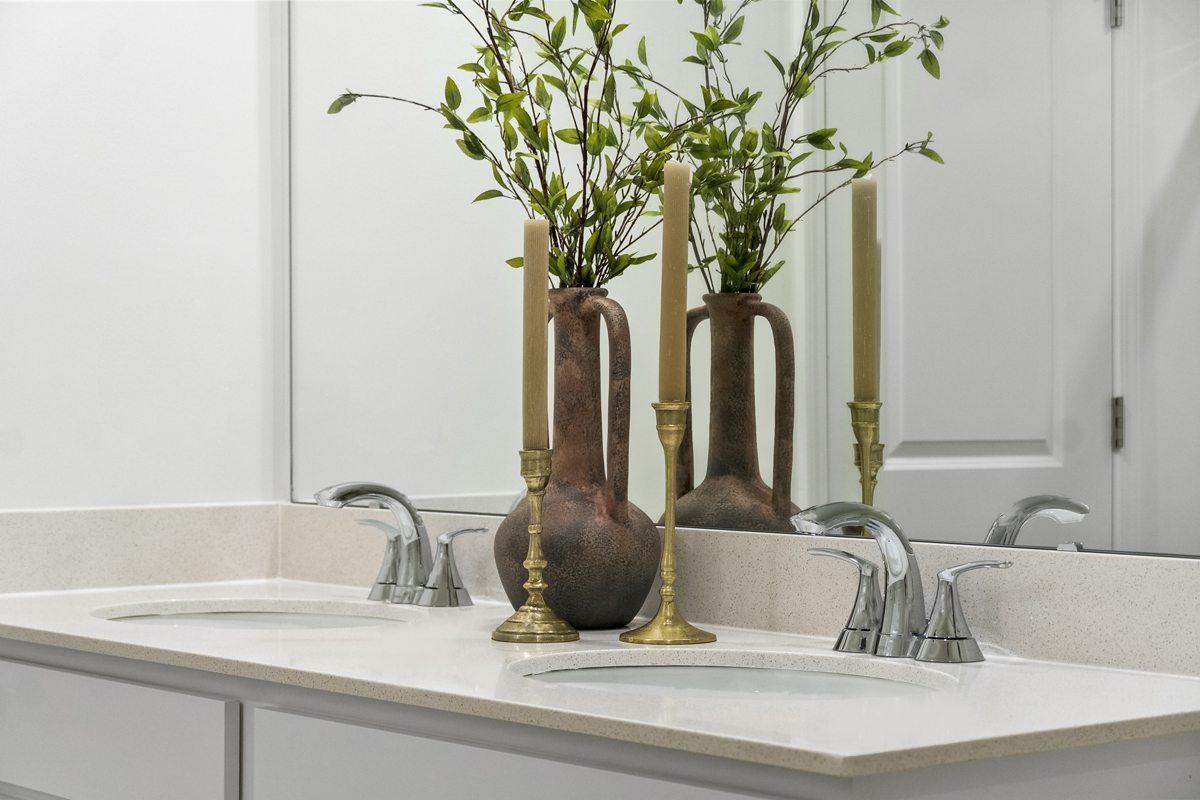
0;658;238;800
249;707;755;800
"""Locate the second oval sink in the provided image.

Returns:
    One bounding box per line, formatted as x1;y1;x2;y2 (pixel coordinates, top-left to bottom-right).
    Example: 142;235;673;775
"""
92;598;415;631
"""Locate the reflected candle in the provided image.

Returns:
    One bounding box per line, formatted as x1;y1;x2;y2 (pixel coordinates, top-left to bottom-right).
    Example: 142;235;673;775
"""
851;177;880;402
522;219;550;450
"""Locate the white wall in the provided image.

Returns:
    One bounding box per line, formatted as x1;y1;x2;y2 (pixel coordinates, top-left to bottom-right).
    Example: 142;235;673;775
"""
0;1;288;509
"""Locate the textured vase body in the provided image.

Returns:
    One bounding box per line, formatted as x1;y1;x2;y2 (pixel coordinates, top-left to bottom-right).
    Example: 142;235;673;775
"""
495;288;660;629
673;292;800;532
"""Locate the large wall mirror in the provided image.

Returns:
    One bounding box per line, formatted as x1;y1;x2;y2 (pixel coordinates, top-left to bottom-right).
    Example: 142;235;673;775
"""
290;0;1200;558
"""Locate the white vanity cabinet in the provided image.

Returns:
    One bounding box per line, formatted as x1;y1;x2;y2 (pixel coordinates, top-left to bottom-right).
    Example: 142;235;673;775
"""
0;640;1197;800
0;657;238;800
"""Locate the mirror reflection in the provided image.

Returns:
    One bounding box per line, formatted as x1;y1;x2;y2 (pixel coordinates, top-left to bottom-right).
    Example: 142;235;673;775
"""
291;0;1200;558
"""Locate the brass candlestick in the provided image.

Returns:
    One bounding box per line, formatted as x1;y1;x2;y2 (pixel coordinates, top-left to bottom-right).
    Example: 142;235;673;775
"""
492;449;579;644
849;400;884;506
621;402;715;645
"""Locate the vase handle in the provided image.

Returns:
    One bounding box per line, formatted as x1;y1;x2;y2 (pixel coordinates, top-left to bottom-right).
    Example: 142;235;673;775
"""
750;299;795;519
678;305;710;499
590;295;633;506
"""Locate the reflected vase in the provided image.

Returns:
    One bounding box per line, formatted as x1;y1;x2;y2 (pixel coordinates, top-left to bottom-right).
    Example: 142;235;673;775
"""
495;287;660;629
673;292;800;532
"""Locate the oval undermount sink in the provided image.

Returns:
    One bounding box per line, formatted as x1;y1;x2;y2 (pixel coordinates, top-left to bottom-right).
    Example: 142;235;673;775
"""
92;598;413;631
527;664;934;699
510;647;957;697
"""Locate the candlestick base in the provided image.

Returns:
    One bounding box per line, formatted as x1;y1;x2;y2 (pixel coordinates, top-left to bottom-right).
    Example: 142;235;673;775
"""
621;402;716;646
492;449;579;644
849;401;884;508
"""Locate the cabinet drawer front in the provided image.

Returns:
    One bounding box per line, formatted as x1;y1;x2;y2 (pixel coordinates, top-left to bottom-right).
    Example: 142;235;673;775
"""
0;658;236;800
250;707;753;800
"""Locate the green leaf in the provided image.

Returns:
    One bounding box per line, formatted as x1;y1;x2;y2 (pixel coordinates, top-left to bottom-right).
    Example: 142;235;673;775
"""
919;48;940;79
682;55;707;65
721;16;744;44
466;106;492;123
865;43;876;63
638;36;648;66
919;146;944;164
555;128;583;145
327;93;356;114
506;256;525;268
495;91;528;118
456;137;487;160
705;24;721;49
551;17;567;48
444;77;461;110
930;30;944;50
882;39;913;58
474;189;504;202
535;78;552;110
934;15;950;28
586;127;608;156
577;0;611;22
765;50;786;78
691;30;715;52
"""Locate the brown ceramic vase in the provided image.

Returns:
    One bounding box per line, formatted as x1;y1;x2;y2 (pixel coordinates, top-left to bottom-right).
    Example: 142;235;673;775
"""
495;288;660;629
673;292;800;532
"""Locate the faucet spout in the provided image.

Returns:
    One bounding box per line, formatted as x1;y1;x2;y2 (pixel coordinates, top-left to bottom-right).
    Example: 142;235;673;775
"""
315;482;432;603
984;495;1090;546
791;502;926;658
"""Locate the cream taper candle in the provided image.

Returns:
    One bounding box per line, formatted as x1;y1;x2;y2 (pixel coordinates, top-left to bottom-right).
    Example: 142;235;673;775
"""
522;219;550;450
851;177;880;402
659;161;690;403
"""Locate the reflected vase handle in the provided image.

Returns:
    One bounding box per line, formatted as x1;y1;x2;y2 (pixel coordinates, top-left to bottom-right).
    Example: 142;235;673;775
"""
750;299;796;519
679;305;710;499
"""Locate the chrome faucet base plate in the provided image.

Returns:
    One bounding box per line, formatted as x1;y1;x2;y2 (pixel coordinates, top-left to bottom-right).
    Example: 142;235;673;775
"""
833;629;878;654
875;633;920;659
915;637;985;664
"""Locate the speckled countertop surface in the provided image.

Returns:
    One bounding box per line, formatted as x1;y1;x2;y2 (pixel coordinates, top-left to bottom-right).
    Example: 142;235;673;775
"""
0;578;1197;778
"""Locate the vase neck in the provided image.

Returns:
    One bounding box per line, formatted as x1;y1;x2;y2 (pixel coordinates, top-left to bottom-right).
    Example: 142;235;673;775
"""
549;288;608;488
703;293;763;481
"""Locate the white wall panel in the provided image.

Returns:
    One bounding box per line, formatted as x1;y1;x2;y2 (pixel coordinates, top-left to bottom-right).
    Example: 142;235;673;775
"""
0;2;287;509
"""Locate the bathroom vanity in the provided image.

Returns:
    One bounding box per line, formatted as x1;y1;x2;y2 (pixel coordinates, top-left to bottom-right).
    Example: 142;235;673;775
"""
0;503;1197;800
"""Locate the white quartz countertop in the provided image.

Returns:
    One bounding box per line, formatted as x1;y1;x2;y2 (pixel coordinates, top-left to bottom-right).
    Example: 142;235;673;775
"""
1;578;1197;778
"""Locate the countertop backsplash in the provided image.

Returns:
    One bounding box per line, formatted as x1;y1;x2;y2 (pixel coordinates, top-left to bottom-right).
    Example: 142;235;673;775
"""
0;503;1196;677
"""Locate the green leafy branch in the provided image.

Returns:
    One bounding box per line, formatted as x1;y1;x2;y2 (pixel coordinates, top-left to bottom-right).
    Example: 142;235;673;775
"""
639;0;948;293
330;0;685;288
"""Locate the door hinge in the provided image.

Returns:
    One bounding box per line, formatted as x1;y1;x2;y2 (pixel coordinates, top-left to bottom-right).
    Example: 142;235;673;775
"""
1111;0;1124;28
1112;396;1125;451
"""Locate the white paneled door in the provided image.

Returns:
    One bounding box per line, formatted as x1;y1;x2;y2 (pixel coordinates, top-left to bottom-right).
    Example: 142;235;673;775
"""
823;0;1115;549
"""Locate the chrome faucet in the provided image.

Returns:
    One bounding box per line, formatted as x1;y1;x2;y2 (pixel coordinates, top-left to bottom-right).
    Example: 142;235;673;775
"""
314;482;433;604
984;495;1089;546
791;502;926;658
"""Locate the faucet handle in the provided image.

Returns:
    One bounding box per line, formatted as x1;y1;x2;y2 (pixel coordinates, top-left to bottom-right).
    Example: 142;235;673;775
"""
416;527;487;608
810;548;883;654
916;560;1013;663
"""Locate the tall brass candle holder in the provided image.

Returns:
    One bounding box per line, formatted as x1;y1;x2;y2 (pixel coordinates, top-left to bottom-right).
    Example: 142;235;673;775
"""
621;402;716;645
492;449;579;643
848;401;884;506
